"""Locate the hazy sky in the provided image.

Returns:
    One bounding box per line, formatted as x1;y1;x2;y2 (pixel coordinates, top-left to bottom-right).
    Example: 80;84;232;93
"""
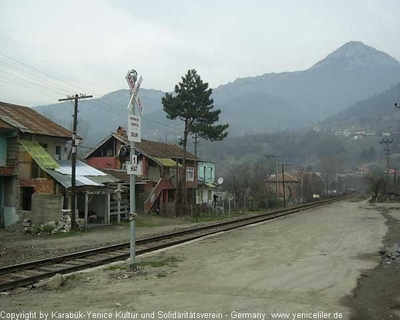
1;0;399;106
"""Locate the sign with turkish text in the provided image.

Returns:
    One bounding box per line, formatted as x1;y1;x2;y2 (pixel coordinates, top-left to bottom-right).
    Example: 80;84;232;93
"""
134;96;144;115
127;115;141;142
126;163;142;176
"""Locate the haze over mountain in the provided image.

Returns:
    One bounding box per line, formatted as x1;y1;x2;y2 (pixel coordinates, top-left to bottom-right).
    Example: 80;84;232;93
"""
320;83;400;131
34;41;400;145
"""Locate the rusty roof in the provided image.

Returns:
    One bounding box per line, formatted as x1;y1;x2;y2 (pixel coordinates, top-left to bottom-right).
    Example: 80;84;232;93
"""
137;138;200;161
100;168;147;184
85;131;200;161
0;101;72;138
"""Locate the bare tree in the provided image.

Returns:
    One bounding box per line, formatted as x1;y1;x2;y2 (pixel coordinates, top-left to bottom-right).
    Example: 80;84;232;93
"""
225;164;250;209
364;171;386;201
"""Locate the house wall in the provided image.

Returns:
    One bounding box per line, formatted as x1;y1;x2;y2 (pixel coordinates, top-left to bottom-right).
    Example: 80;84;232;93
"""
20;135;69;161
186;162;198;189
6;136;18;167
1;136;18;228
267;181;299;201
148;165;161;182
197;186;214;204
0;136;6;166
3;176;18;228
198;162;215;184
86;157;117;169
19;194;63;224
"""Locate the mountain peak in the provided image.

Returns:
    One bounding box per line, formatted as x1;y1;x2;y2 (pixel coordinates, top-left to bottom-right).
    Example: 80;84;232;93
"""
310;41;399;70
328;41;377;59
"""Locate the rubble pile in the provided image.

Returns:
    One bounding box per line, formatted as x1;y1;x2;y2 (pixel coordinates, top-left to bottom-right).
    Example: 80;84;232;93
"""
22;210;85;234
380;246;400;264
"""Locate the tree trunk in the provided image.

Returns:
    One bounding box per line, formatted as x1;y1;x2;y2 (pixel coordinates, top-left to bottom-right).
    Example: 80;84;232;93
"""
182;120;188;206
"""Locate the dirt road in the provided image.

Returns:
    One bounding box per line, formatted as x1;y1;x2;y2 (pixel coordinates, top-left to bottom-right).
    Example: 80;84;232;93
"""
0;200;395;319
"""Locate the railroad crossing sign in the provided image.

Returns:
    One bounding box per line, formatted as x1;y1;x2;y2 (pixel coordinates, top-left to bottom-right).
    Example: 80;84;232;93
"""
126;70;144;115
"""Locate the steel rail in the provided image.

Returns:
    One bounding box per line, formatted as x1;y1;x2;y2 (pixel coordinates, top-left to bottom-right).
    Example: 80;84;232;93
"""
0;195;351;291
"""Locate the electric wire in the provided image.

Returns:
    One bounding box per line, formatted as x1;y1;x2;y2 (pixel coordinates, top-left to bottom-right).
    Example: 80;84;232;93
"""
0;52;184;131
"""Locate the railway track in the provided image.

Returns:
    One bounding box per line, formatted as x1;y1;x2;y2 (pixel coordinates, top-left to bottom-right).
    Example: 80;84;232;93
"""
0;195;351;291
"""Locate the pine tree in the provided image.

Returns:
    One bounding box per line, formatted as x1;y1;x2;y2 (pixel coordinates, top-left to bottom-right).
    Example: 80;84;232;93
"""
162;69;229;206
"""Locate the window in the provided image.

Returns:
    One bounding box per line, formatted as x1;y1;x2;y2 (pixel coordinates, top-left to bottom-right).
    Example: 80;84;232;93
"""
40;143;48;150
186;167;194;182
55;146;62;160
210;167;213;179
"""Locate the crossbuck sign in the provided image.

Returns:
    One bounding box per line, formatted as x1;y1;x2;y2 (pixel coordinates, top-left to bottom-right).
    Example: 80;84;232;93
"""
126;70;144;115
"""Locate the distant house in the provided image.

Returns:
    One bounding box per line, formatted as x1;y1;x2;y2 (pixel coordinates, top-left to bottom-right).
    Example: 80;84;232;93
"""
265;170;324;204
343;129;352;137
85;127;201;215
265;172;299;204
197;161;217;204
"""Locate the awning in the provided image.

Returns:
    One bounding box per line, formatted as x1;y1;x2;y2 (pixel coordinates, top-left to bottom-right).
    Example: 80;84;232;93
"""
153;157;182;167
19;139;60;170
205;182;217;188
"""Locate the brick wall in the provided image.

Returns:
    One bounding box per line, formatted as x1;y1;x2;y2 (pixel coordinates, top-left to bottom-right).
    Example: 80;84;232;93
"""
20;179;54;194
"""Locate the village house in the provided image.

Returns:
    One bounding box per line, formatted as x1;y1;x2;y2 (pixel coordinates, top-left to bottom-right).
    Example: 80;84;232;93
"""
265;171;324;204
0;101;119;229
197;161;217;204
265;172;300;204
0;101;71;228
84;127;201;215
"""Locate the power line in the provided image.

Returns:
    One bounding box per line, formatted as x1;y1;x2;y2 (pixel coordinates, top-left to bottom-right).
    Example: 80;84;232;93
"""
0;51;184;131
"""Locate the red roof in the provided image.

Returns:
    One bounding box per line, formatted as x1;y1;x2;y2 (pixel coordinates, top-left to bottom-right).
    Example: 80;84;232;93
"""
0;101;72;139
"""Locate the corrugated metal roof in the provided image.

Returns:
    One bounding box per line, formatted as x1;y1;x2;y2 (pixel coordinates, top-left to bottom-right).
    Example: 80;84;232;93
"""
0;101;73;138
45;169;102;188
45;161;119;188
76;176;103;186
19;139;60;170
55;160;107;176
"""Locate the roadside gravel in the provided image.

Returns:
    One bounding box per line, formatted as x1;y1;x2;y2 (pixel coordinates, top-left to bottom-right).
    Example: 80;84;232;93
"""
0;214;201;267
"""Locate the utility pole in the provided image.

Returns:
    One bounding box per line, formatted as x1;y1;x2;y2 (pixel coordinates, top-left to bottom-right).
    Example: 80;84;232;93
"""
264;154;277;201
379;138;393;175
193;133;199;206
59;94;92;230
282;163;286;207
193;133;199;156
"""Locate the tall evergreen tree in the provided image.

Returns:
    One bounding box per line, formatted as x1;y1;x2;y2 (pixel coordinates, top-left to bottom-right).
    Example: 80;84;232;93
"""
162;69;229;205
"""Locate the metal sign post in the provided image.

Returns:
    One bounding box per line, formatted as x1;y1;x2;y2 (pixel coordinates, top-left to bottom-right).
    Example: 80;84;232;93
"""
125;69;144;271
